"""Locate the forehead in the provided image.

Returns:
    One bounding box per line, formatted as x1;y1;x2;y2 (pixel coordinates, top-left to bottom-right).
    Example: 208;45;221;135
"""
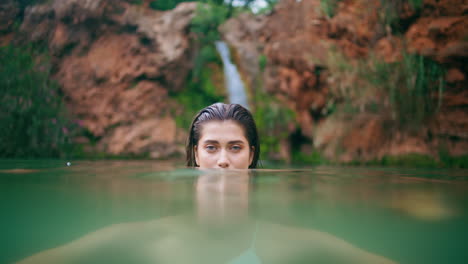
198;120;247;143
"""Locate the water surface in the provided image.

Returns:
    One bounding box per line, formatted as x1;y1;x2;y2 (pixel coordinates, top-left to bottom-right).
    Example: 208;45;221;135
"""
1;160;467;263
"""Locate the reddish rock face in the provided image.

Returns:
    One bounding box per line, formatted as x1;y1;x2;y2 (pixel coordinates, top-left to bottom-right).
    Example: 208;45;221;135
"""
222;0;468;162
222;0;383;160
17;0;197;157
405;1;468;157
406;16;468;62
340;116;386;162
7;0;467;161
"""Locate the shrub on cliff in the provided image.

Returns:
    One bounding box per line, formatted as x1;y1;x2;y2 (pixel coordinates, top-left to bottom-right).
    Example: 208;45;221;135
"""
320;0;342;18
378;0;424;33
0;45;74;158
253;92;296;160
326;48;445;131
170;1;228;129
148;0;225;11
149;0;191;11
368;53;444;129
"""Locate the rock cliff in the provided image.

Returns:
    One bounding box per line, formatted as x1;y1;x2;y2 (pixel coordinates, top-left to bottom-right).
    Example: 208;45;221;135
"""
9;0;198;158
221;0;468;163
2;0;467;163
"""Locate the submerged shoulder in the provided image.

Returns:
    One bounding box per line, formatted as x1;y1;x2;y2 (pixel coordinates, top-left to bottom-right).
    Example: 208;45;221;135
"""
255;221;396;264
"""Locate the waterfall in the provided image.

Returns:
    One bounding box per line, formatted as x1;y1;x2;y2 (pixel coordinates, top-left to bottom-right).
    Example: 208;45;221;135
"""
215;41;249;109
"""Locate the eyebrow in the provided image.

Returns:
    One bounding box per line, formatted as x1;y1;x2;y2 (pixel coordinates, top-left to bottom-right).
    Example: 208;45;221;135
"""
202;140;246;144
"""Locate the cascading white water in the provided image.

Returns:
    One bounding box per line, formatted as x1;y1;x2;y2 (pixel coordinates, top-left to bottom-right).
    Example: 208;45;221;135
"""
215;41;249;109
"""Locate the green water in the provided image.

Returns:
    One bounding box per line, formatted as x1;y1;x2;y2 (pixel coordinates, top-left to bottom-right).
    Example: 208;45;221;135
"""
1;160;467;263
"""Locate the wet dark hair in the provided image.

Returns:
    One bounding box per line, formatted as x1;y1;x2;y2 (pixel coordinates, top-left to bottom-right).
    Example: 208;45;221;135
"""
186;103;260;168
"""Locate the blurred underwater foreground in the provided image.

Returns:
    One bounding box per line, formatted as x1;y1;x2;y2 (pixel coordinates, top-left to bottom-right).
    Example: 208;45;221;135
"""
0;160;467;263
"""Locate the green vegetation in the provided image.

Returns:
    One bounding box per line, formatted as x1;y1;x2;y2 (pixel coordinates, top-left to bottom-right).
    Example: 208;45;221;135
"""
148;0;225;11
438;149;468;169
364;153;468;169
253;52;297;161
129;0;144;5
378;0;424;33
149;0;192;11
320;0;342;18
172;64;226;129
377;154;439;168
258;54;267;72
14;0;50;8
177;0;287;162
190;2;228;44
291;151;468;169
7;0;50;32
0;45;76;158
253;91;296;161
147;0;273;15
292;150;329;165
292;151;468;169
320;46;450;167
326;48;445;131
170;1;229;129
367;53;445;130
190;2;229;75
407;0;424;9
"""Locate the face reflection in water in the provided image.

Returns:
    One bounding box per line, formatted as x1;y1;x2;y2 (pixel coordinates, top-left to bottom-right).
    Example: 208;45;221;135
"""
195;120;254;169
196;171;251;226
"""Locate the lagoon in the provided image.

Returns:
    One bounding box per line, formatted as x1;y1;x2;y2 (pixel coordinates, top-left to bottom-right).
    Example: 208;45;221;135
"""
1;160;467;263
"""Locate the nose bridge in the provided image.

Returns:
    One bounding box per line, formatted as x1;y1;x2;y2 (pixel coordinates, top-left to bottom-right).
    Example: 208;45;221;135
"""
217;148;230;168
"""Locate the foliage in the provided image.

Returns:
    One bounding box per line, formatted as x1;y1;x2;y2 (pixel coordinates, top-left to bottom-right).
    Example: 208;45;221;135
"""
147;0;227;11
183;0;289;162
258;54;267;72
0;45;75;158
189;2;229;81
190;2;228;44
326;47;445;130
378;0;424;33
171;64;226;129
253;91;296;161
168;1;229;130
291;151;467;168
328;152;468;168
366;53;445;129
129;0;144;5
378;153;439;167
8;0;50;30
364;152;467;169
320;0;342;18
14;0;49;9
438;149;468;169
292;150;329;165
149;0;191;11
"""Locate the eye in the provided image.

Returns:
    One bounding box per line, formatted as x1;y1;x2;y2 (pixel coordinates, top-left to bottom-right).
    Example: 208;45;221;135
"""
230;145;242;152
205;145;217;152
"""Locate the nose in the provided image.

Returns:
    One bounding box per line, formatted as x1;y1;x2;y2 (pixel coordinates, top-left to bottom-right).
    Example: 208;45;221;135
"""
217;150;230;169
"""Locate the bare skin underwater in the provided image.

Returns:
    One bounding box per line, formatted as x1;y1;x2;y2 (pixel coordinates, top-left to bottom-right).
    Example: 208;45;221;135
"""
17;171;396;264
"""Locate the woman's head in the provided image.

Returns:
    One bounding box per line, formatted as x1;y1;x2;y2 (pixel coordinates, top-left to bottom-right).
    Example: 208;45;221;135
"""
186;103;260;169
